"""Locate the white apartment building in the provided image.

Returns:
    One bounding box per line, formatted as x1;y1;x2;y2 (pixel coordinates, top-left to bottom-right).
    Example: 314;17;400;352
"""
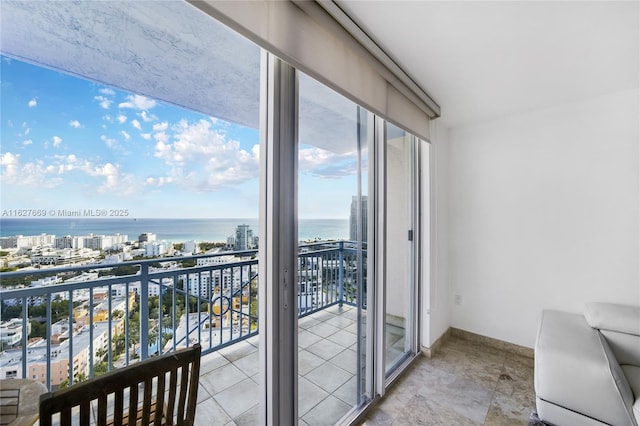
225;236;235;250
182;240;198;255
0;234;56;249
103;253;125;264
0;318;31;348
112;281;164;298
31;248;85;266
138;233;157;243
0;320;121;386
185;257;247;299
54;235;85;250
144;241;168;257
82;234;128;251
30;276;61;287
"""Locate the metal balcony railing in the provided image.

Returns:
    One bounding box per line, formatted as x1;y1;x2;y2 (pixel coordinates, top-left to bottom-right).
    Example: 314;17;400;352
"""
0;241;363;390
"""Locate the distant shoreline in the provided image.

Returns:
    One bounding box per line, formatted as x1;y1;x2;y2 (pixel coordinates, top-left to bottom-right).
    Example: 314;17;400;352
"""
0;218;349;242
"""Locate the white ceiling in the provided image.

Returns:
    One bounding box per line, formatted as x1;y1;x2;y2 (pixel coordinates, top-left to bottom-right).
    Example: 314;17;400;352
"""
337;1;639;128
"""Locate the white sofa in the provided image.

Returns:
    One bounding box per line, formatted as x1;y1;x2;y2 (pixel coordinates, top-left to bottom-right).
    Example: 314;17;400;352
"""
534;303;640;425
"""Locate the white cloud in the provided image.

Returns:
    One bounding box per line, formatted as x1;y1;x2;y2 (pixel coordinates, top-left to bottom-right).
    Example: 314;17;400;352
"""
152;122;168;132
0;153;60;188
101;135;128;155
152;119;259;190
118;94;156;111
154;132;169;144
145;176;174;187
1;151;130;192
298;147;357;179
131;119;142;130
0;152;20;178
121;130;131;140
47;155;76;174
18;122;31;137
94;95;113;109
83;162;120;191
139;111;157;122
99;88;115;96
141;133;152;140
69;120;81;128
64;158;133;193
52;136;62;148
28;98;37;107
117;114;127;124
23;139;33;146
101;135;117;148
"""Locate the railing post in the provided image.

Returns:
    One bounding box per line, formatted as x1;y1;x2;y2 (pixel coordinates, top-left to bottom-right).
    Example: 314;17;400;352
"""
338;241;344;307
139;263;149;360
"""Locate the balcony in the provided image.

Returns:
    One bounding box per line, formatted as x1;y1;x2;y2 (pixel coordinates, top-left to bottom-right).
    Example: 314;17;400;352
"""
0;241;364;424
195;304;360;426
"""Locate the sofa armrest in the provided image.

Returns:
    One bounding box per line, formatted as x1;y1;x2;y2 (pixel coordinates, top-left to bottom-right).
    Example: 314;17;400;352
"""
584;303;640;336
535;310;636;426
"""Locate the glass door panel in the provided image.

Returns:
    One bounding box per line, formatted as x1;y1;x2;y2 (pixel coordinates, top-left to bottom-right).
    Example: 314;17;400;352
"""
297;72;371;424
384;123;416;376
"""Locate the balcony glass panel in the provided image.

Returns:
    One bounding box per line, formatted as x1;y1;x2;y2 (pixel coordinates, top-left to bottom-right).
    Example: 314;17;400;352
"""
1;2;263;423
297;72;371;424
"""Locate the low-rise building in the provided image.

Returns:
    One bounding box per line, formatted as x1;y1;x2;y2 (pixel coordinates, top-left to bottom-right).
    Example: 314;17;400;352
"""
0;318;31;348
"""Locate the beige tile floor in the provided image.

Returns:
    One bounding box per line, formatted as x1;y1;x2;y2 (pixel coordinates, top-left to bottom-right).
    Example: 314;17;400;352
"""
360;336;536;426
194;304;361;426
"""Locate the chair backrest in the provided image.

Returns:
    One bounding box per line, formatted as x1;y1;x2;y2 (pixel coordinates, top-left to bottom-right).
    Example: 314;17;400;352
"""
39;344;201;426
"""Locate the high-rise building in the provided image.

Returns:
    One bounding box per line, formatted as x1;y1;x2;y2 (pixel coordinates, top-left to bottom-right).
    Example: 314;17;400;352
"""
349;195;368;243
234;224;254;251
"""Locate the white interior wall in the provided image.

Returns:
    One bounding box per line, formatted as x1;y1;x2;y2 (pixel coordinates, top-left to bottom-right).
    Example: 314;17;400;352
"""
423;120;451;348
446;88;640;348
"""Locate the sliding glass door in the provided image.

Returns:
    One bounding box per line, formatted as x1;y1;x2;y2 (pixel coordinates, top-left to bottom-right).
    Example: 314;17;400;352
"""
297;72;372;424
383;123;417;377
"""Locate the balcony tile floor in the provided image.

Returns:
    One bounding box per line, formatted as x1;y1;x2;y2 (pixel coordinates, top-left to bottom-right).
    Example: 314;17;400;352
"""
195;306;535;426
195;304;360;426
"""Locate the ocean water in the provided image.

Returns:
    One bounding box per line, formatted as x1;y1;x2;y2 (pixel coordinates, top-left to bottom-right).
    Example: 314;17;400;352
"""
0;218;349;242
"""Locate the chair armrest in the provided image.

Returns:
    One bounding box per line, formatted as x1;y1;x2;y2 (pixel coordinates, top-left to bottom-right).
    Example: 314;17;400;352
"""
535;310;636;426
584;303;640;336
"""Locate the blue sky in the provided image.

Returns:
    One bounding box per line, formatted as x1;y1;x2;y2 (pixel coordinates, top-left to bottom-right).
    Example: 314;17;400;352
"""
1;55;261;218
0;55;361;219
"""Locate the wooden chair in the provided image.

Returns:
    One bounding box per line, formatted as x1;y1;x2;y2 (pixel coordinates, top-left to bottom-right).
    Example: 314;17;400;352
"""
39;344;201;426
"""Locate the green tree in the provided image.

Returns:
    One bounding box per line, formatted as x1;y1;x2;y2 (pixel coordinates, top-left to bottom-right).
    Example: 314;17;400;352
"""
113;333;126;354
199;241;225;251
29;320;46;338
96;348;107;361
180;259;197;268
161;332;173;348
1;302;23;319
94;361;109;376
